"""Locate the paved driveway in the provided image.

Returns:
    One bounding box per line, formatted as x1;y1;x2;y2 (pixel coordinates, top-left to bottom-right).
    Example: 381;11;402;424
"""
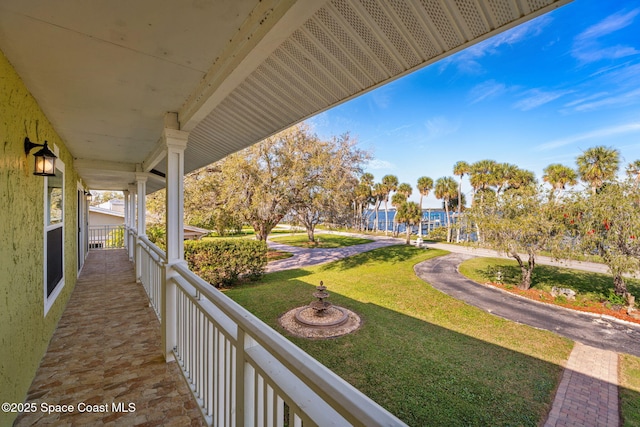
414;252;640;357
266;237;398;273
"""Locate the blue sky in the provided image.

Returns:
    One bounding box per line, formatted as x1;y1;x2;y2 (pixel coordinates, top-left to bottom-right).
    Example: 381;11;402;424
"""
309;0;640;208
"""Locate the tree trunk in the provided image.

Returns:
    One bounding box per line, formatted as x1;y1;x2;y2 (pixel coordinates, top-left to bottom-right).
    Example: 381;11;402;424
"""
613;274;628;296
306;227;315;242
444;203;451;243
374;201;379;233
418;195;423;237
384;201;389;235
405;227;411;244
456;181;462;243
352;201;357;230
253;222;268;241
252;221;278;241
476;192;483;243
519;267;532;290
512;252;534;290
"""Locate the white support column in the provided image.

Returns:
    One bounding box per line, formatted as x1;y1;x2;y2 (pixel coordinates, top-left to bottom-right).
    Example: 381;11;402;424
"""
161;118;189;362
135;173;148;281
123;190;130;251
128;184;137;261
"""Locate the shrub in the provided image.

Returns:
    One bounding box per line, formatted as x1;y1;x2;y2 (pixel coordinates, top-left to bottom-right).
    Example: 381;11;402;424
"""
184;239;267;287
146;223;166;250
427;226;448;241
607;290;627;308
107;226;125;248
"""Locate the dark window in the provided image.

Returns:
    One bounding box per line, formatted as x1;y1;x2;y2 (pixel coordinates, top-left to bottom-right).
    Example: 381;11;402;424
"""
46;226;63;296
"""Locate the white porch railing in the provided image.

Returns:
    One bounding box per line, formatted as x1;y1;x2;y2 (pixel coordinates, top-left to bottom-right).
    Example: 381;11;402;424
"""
88;225;125;249
137;235;165;321
136;238;406;427
127;227;137;261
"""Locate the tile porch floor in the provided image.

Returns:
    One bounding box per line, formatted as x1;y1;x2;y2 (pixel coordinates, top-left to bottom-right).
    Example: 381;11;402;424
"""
14;249;205;426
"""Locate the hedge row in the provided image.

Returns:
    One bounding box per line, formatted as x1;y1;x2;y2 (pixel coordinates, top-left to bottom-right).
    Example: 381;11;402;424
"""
184;239;267;287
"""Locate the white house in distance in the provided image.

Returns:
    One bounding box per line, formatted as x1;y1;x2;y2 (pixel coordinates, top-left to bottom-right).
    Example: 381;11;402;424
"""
89;199;210;242
89;204;124;227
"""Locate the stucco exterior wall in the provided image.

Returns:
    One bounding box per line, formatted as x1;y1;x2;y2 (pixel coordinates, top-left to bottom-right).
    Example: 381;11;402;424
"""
0;49;80;426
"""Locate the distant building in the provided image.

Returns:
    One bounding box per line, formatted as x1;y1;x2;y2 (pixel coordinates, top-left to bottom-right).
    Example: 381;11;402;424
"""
97;198;125;213
89;201;210;241
89;205;125;226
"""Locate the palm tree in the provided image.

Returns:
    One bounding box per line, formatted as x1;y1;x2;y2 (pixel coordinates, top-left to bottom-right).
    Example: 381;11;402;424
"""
416;176;433;238
354;173;374;230
507;168;536;191
469;159;497;202
390;192;407;237
452;161;470;242
381;174;398;235
469;160;496;242
576;146;620;194
372;182;386;232
434;176;457;242
396;182;412;198
492;162;518;194
446;191;467;213
543;163;577;198
393;183;412;235
395;201;423;244
626;160;640;184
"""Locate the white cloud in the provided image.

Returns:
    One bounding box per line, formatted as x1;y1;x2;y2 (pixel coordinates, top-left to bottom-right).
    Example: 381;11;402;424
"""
424;116;459;139
369;83;400;110
468;80;507;104
576;8;639;41
513;89;573;111
388;124;412;133
442;15;552;74
572;9;640;63
570;87;640;112
366;159;395;170
535;122;640;151
563;92;610;108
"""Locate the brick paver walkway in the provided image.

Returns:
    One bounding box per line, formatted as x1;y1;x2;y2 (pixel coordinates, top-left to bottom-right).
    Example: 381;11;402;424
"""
14;250;205;427
544;342;619;427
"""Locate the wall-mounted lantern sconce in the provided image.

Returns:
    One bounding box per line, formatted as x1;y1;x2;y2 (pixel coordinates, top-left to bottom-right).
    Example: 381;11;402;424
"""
85;191;92;202
24;137;57;176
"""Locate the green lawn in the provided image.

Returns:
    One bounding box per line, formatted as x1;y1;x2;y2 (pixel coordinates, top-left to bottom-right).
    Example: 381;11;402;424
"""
267;249;293;261
458;257;640;307
224;246;572;426
269;233;373;248
621;354;640;427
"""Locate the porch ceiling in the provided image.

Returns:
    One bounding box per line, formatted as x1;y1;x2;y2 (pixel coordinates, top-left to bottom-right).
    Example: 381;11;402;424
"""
0;0;571;194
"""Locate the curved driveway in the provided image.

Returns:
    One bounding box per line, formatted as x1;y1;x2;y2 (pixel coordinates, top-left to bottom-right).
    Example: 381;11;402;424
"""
415;252;640;357
266;237;398;273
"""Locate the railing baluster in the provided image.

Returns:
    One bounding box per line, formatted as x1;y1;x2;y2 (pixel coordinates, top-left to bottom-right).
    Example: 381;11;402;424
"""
276;395;284;427
256;373;264;427
134;240;405;427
